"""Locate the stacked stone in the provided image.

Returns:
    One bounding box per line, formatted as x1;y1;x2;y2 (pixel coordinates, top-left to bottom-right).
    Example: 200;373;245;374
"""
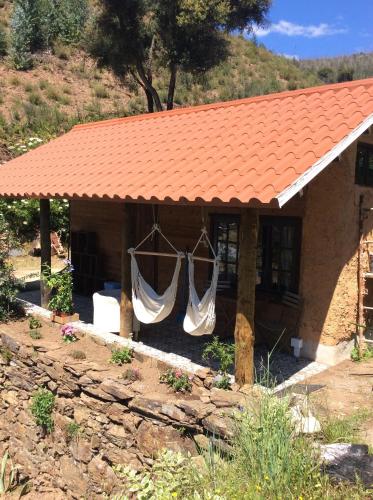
0;332;248;499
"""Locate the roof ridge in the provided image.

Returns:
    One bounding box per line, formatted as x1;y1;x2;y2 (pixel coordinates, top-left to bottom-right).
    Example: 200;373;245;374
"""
73;77;373;131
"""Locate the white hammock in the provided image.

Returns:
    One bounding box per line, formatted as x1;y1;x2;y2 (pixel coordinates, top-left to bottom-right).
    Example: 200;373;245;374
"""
183;229;220;336
128;225;183;324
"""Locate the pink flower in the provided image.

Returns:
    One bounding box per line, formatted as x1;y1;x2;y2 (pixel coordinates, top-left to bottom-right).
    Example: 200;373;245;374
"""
175;370;182;378
61;325;74;336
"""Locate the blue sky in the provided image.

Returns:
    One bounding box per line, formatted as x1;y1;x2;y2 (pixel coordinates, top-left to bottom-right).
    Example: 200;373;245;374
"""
250;0;373;59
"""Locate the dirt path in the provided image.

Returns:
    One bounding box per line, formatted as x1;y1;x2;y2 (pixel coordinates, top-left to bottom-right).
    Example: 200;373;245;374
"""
304;358;373;446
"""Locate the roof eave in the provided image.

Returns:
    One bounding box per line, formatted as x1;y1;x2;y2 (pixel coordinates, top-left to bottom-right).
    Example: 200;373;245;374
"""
276;113;373;208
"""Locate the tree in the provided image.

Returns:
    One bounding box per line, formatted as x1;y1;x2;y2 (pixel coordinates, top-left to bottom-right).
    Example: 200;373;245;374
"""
10;0;89;69
89;0;271;112
337;66;354;83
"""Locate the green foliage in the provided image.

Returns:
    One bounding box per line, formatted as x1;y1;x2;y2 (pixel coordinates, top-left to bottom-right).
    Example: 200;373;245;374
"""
88;0;271;111
44;0;89;46
0;24;8;57
0;346;12;364
66;421;82;440
69;349;86;360
0;451;19;495
10;0;89;69
113;449;202;500
30;388;55;433
42;263;74;314
351;344;373;362
321;409;371;444
160;368;193;393
202;336;235;377
112;393;370;498
29;329;42;340
110;346;133;366
0;219;22;323
29;316;42;330
300;52;373;83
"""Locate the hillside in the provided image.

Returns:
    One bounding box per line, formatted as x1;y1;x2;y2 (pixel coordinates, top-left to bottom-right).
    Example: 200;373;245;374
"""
299;52;373;83
0;37;320;149
0;2;323;156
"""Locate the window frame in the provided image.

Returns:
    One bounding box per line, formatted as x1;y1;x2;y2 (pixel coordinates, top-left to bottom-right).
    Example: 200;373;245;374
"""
256;215;302;294
210;214;240;294
355;142;373;187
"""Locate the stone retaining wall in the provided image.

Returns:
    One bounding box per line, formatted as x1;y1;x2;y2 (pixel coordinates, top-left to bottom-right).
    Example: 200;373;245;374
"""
0;331;247;499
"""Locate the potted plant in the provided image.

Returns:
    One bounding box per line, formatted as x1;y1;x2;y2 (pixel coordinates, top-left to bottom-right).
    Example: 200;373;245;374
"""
41;260;79;324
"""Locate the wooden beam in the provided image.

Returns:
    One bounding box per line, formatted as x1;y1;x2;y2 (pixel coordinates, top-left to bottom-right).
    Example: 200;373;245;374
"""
120;203;135;337
234;208;258;386
40;199;51;309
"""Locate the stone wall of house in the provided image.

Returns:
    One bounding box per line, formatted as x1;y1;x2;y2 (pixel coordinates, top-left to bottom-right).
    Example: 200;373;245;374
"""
299;131;373;358
0;331;244;499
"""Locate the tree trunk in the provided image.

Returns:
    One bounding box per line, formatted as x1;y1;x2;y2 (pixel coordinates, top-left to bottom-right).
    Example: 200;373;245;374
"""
234;208;258;386
145;89;154;113
136;62;163;112
40;199;51;309
167;64;177;110
120;203;136;337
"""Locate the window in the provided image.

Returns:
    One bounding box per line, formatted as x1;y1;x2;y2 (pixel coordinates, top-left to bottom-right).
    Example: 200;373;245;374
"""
211;215;239;290
355;143;373;186
256;216;302;293
211;215;302;294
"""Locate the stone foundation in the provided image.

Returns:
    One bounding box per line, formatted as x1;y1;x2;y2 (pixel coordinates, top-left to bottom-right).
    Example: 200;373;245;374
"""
0;330;246;499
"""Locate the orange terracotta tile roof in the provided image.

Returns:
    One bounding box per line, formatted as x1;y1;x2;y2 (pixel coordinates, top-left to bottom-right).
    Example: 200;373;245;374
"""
1;78;373;207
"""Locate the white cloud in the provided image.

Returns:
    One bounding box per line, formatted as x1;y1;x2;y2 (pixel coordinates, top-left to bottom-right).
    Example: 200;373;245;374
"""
282;53;300;60
253;20;347;38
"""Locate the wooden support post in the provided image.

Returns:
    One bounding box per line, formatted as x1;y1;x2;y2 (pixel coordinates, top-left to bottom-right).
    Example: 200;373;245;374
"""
234;208;258;386
120;203;135;337
40;199;51;309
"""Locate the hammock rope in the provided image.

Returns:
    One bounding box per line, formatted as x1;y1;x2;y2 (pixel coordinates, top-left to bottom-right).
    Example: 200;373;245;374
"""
183;228;220;336
128;224;183;324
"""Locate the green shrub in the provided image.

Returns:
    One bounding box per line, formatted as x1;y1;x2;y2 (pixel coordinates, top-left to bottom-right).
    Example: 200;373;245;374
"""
42;263;74;314
30;388;55;433
113;449;202;499
45;86;61;102
29;316;42;330
28;91;44;105
0;219;22;323
91;83;109;99
0;347;12;365
110;346;133;365
29;329;42;340
351;344;373;362
202;336;234;389
0;24;7;57
160;368;193;393
66;421;82;440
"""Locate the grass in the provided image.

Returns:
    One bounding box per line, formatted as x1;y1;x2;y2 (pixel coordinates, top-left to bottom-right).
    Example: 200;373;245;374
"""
351;344;373;362
320;409;372;444
69;350;86;360
91;82;109;99
113;391;371;499
29;330;42;340
28;92;44;106
45;86;62;102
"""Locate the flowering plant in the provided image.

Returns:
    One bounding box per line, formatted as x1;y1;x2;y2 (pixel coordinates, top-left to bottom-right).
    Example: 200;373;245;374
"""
61;324;78;343
42;260;74;314
160;368;193;393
